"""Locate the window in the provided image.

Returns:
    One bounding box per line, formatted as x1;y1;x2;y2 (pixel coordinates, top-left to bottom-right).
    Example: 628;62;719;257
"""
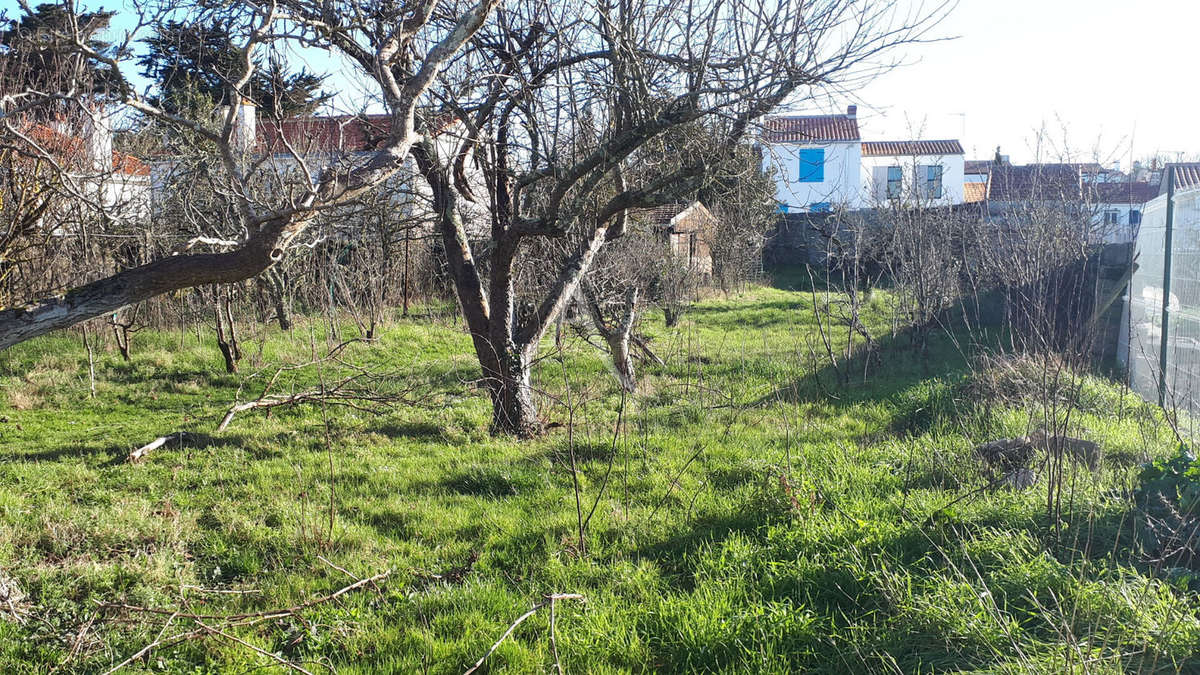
926;165;943;199
1104;209;1121;225
810;202;831;213
886;166;903;198
798;148;825;183
1130;209;1141;225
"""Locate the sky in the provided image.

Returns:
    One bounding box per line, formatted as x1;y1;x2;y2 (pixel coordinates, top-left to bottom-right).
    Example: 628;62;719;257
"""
828;0;1200;166
19;0;1199;167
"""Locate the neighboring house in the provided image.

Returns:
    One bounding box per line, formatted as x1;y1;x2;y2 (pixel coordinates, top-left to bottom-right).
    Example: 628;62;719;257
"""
761;106;863;213
984;162;1155;243
1092;181;1158;244
963;159;992;203
861;140;965;205
149;102;489;238
20;113;151;223
635;202;718;275
761;107;969;211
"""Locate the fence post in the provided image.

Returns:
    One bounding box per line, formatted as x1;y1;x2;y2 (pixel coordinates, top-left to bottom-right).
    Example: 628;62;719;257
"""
1159;165;1176;407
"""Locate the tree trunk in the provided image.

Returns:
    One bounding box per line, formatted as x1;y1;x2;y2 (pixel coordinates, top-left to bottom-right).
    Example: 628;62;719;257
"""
263;267;292;331
583;286;639;392
486;343;542;437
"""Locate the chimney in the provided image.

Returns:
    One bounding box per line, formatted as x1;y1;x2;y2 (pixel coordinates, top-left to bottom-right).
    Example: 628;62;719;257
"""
846;105;857;119
225;96;257;154
83;107;113;174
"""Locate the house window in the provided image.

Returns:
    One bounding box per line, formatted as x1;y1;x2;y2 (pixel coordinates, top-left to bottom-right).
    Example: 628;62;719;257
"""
1130;209;1141;225
926;165;943;199
886;166;902;198
1104;209;1121;225
798;148;825;183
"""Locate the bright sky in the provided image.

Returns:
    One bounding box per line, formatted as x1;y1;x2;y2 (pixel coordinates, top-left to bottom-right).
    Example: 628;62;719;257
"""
839;0;1200;166
43;0;1200;167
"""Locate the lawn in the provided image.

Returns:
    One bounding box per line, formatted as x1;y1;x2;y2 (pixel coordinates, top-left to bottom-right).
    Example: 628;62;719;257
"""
0;276;1195;673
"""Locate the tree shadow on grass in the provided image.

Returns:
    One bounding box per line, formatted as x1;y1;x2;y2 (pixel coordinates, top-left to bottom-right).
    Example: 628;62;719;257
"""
15;431;254;466
368;420;446;442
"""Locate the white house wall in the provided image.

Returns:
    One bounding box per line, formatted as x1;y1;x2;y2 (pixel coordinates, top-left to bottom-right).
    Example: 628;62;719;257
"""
765;141;862;211
860;153;965;206
1092;202;1144;244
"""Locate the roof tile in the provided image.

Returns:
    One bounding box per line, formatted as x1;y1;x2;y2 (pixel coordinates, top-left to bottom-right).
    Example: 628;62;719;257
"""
861;140;964;157
762;115;860;143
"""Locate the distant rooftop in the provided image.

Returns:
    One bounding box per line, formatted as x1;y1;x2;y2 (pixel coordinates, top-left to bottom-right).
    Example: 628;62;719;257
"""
257;114;395;154
988;163;1157;203
1092;181;1159;204
965;160;994;175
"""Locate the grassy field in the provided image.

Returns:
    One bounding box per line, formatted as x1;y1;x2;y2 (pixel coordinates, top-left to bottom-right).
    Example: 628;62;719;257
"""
0;275;1196;673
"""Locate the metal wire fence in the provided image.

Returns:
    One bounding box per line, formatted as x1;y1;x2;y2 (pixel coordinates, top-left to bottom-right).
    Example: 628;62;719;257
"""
1127;174;1200;435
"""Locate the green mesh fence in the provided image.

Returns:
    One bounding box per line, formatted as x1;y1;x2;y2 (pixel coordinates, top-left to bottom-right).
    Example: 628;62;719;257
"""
1128;185;1200;433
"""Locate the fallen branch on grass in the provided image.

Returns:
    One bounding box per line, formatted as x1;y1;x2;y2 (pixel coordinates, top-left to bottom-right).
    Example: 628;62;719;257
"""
216;340;436;432
462;594;586;675
98;570;392;674
101;569;392;622
216;377;405;432
128;432;190;463
0;570;28;624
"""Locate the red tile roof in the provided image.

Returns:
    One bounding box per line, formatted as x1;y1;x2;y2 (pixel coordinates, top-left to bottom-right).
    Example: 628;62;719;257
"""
257;114;396;154
255;112;463;154
762;115;860;143
987;164;1082;202
23;123;149;176
861;140;964;157
987;164;1158;204
964;182;987;203
1092;181;1158;204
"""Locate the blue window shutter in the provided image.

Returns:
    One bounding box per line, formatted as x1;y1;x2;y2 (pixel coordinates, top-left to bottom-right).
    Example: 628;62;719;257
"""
798;148;825;183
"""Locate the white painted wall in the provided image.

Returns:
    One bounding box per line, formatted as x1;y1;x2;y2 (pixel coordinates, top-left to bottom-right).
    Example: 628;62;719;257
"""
860;153;965;206
1092;202;1144;244
764;141;862;212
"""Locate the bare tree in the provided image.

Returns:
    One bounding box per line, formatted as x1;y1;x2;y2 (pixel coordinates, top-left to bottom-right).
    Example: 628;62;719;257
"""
405;0;948;435
0;0;500;348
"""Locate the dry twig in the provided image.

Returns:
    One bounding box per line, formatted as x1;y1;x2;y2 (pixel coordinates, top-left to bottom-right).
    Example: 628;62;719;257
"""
462;593;585;675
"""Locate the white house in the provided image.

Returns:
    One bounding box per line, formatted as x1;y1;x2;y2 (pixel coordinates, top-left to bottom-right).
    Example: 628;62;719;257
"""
23;110;152;225
1091;181;1158;244
761;106;863;212
761;107;970;211
860;140;965;206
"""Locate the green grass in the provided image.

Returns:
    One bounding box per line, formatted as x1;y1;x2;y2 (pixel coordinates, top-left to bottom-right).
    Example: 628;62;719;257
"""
0;279;1195;673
